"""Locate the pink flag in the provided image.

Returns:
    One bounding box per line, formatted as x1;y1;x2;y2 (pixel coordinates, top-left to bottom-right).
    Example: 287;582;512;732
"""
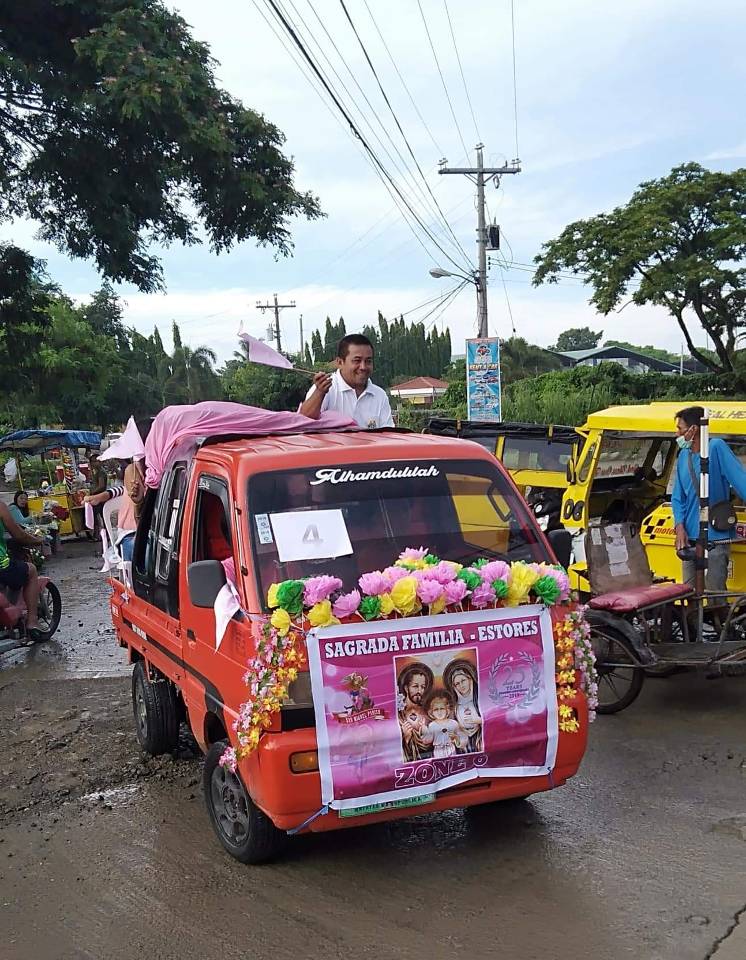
99;416;146;462
239;333;293;370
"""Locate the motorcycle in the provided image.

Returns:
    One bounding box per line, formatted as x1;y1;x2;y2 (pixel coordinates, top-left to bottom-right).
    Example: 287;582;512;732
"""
0;574;62;656
526;487;563;534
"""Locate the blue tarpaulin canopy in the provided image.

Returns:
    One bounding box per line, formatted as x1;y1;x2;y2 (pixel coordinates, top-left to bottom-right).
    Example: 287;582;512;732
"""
0;429;101;453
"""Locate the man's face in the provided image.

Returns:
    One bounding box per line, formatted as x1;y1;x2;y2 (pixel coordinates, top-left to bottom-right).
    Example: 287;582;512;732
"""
337;344;374;390
405;673;427;705
675;417;697;444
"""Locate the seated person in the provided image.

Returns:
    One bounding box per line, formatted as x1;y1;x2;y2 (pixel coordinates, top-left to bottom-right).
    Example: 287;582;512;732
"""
0;501;45;639
9;491;34;528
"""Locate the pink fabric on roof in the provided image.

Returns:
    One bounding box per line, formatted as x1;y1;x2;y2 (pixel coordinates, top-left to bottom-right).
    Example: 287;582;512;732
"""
144;401;356;488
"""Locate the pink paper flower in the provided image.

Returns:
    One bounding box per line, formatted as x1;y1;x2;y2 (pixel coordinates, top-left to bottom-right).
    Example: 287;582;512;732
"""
479;560;511;584
415;578;445;605
383;565;409;585
358;571;387;596
431;560;458;584
332;589;361;620
397;546;428;563
304;575;343;606
471;583;497;609
444;579;468;605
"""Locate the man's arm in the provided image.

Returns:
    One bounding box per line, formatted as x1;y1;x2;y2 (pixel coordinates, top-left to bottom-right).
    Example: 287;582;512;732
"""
0;502;42;546
299;372;332;420
380;393;395;428
671;457;689;550
85;484;125;506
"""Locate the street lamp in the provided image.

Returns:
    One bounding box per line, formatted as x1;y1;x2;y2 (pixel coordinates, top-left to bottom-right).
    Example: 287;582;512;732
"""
429;266;476;284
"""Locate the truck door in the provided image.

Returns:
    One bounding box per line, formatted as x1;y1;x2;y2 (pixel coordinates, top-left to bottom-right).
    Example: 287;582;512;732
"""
128;462;189;678
179;469;248;733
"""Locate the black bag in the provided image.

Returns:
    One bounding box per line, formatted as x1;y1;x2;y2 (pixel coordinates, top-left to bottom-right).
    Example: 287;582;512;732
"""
686;453;735;533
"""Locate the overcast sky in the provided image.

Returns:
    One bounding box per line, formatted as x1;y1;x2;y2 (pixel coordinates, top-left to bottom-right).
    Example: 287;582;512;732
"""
5;0;746;361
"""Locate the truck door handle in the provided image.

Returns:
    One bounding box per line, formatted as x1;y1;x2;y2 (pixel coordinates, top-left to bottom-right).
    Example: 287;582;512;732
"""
186;629;195;641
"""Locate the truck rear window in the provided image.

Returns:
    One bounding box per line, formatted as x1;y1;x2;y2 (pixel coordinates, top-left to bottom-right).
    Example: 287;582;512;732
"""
247;458;548;600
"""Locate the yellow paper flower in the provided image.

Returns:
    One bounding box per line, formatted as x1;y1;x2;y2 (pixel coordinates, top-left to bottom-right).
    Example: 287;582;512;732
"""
270;608;292;636
308;600;339;628
430;594;447;615
379;593;395;616
267;583;281;608
390;576;419;615
506;562;540;606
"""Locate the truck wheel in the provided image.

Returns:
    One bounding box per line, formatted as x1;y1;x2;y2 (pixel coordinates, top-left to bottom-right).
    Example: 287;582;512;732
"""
203;740;286;864
131;662;180;755
590;624;645;714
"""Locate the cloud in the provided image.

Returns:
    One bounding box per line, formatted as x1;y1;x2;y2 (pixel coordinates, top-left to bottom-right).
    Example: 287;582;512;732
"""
705;143;746;161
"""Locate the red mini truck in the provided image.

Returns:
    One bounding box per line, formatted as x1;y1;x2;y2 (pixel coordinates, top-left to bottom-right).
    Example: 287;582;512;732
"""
109;429;590;862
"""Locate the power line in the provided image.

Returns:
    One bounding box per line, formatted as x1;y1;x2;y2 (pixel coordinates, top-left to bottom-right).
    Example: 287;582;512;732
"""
261;0;471;274
360;0;444;158
415;0;470;159
443;0;480;143
336;0;474;268
291;0;464;262
423;280;469;330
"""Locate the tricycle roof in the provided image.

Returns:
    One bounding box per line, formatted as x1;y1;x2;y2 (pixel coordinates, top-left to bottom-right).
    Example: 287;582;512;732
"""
582;402;746;437
0;428;101;452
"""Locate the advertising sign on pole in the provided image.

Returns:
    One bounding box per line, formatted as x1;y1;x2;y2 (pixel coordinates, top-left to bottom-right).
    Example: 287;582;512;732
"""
306;605;558;815
466;337;501;421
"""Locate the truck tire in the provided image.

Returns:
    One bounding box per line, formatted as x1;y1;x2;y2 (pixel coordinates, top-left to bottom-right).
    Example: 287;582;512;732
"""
131;661;180;755
203;740;286;864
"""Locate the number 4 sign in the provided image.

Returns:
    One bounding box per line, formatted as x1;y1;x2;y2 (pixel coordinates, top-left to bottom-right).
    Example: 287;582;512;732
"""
269;509;353;562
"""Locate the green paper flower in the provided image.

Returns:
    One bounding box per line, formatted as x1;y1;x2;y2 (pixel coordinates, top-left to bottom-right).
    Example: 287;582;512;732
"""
275;579;305;616
533;574;561;606
424;554;439;566
491;578;509;598
472;558;488;569
359;596;382;621
457;569;482;591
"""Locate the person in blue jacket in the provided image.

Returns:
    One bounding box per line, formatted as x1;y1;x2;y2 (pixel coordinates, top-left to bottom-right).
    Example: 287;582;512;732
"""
672;406;746;591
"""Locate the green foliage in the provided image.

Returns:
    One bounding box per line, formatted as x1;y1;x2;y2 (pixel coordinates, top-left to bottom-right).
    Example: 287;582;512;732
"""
551;327;603;351
0;0;321;291
534;162;746;376
501;363;740;426
500;337;563;382
222;358;308;412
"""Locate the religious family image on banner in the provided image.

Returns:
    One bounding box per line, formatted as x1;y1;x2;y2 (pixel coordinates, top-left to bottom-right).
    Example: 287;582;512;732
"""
307;606;559;812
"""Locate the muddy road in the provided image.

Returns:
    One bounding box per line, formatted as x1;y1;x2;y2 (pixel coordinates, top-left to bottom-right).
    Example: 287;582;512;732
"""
1;543;746;960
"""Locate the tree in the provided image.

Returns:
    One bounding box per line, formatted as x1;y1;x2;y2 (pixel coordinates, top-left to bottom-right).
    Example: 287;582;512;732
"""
0;0;321;291
534;162;746;375
550;327;603;352
222;358;307;411
501;337;563;382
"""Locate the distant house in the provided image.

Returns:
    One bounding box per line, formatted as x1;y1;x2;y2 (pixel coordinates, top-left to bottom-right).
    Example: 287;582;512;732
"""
549;345;682;374
390;376;449;406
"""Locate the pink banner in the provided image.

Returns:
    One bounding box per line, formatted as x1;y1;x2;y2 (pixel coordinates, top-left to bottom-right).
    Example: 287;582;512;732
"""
307;605;558;812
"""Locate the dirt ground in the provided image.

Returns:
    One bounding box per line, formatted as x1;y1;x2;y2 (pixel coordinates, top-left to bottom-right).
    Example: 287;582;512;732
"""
1;541;746;960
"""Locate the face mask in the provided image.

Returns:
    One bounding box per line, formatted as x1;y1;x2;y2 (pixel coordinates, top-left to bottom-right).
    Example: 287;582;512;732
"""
676;435;692;451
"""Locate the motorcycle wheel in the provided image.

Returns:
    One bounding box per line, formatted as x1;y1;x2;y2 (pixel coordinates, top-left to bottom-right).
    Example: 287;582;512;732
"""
36;582;62;638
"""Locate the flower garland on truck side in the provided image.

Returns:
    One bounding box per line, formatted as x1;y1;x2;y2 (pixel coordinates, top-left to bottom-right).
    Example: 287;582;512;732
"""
220;548;598;770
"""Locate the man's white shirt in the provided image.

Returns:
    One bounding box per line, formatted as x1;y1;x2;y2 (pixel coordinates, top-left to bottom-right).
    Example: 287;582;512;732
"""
304;370;394;428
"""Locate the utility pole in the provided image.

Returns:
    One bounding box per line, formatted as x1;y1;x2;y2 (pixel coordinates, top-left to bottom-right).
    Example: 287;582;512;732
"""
256;293;296;352
439;145;520;338
299;314;304;360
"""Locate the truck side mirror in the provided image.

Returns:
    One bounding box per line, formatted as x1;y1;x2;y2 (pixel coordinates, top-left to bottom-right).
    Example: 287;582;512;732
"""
547;529;572;569
187;560;226;608
566;460;576;484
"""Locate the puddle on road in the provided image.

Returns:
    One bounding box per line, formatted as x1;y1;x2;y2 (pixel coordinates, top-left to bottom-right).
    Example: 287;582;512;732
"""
0;540;130;681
